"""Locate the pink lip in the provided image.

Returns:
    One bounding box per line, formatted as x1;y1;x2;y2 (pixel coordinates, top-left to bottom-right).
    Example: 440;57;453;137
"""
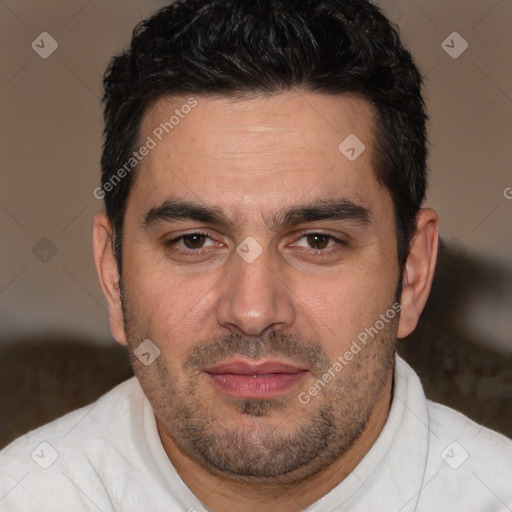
204;359;309;399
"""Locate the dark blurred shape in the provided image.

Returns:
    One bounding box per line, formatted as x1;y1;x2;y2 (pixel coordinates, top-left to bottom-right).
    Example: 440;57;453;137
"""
0;338;132;449
399;238;512;438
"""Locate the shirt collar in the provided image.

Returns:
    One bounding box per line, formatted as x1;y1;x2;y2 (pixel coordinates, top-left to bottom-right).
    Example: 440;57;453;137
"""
308;355;430;512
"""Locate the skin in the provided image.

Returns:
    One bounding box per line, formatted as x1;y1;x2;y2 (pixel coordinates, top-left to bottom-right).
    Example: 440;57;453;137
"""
93;91;439;512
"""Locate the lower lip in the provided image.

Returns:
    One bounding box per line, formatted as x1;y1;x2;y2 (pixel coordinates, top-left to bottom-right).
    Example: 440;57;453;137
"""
206;372;308;399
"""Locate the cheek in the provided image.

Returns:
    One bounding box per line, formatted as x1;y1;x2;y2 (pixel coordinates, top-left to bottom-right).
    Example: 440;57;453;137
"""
122;258;217;350
293;262;397;354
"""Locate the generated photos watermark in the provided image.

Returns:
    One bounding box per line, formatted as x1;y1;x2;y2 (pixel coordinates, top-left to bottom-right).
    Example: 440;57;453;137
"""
93;97;198;200
298;302;402;405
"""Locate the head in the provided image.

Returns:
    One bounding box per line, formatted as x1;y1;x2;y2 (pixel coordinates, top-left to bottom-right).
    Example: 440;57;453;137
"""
93;0;438;484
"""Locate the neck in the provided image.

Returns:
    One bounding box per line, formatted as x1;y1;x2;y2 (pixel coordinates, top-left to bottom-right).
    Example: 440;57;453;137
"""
157;377;393;512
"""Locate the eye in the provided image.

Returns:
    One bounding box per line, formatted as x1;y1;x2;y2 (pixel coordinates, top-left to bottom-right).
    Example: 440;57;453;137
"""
294;233;339;250
165;232;217;252
180;233;212;249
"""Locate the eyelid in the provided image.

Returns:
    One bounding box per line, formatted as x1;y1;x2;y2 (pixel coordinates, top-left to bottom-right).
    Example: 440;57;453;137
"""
165;229;219;248
294;236;337;249
289;229;348;246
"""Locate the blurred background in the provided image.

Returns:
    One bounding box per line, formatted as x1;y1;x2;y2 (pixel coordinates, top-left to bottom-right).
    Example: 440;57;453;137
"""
1;0;511;448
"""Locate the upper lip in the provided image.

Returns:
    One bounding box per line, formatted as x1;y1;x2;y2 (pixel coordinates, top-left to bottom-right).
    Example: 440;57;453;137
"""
204;359;307;375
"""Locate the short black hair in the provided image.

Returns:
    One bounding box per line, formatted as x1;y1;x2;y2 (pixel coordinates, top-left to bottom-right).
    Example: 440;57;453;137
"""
101;0;427;276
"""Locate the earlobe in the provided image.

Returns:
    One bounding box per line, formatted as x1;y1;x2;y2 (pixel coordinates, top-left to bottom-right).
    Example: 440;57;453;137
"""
397;208;439;339
92;212;127;345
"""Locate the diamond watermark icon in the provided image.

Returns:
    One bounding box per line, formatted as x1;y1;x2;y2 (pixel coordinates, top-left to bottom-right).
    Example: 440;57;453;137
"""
32;237;58;263
236;237;263;264
441;441;469;469
338;134;365;161
31;441;59;469
134;338;161;366
442;32;468;59
31;32;59;59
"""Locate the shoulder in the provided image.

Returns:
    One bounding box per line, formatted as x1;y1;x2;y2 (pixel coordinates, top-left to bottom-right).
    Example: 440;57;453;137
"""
428;398;512;461
0;377;142;456
395;357;512;510
396;356;512;467
0;377;145;511
420;399;512;510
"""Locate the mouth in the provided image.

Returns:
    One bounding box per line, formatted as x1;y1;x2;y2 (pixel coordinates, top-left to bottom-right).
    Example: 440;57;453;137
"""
204;359;309;399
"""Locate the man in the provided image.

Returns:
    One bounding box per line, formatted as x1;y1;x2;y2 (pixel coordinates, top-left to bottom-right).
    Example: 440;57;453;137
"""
1;0;511;510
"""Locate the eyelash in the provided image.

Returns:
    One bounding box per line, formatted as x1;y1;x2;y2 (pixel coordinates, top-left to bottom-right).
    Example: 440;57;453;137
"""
164;230;347;258
164;230;215;256
296;235;347;258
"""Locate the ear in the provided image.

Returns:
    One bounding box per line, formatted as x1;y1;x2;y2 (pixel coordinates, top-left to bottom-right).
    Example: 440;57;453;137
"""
92;212;127;345
397;208;439;338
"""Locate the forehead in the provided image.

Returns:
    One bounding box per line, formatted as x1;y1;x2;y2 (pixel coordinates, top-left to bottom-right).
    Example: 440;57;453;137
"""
128;91;388;223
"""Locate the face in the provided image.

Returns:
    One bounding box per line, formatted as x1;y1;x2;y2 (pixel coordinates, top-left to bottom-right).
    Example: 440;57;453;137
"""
116;92;401;482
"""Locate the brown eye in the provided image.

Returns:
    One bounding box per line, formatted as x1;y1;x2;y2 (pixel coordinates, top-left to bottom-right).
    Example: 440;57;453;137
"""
306;234;331;249
182;233;208;249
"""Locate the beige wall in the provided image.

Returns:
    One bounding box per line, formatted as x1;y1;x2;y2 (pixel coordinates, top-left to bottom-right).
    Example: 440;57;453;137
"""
1;1;511;351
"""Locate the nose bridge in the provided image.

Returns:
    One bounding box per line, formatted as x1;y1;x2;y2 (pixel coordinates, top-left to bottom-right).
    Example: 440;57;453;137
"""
216;242;295;336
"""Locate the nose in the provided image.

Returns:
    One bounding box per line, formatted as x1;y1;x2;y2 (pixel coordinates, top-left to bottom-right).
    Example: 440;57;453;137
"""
216;244;296;337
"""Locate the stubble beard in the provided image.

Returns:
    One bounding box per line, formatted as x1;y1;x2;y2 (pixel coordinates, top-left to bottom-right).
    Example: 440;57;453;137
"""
120;283;397;484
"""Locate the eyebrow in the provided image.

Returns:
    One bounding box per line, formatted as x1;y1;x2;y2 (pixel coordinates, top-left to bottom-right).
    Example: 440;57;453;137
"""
142;200;231;230
273;198;372;228
141;197;372;231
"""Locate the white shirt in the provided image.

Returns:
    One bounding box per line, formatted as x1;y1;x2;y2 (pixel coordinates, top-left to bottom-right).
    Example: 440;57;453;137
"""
0;355;511;512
